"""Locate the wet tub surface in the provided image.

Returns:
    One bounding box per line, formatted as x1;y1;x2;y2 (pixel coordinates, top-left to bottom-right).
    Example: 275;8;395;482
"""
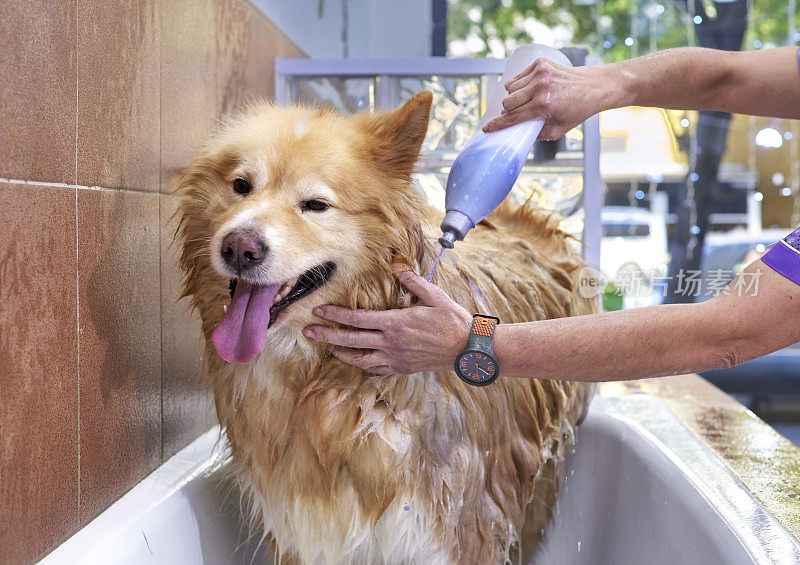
41;377;800;565
533;394;799;564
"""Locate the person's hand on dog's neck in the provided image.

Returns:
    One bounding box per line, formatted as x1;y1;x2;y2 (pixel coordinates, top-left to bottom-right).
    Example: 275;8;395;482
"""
304;270;472;376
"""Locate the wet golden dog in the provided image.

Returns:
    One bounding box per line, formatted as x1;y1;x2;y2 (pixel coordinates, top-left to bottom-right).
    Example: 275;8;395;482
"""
174;92;595;564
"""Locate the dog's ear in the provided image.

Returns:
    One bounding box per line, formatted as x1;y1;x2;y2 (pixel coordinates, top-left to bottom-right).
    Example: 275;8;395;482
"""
361;91;433;180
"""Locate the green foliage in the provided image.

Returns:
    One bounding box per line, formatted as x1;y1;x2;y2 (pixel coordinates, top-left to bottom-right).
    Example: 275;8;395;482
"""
448;0;799;62
746;0;799;49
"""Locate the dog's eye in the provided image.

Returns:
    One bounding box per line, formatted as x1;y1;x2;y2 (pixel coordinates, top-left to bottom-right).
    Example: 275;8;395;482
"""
302;199;329;212
233;178;252;195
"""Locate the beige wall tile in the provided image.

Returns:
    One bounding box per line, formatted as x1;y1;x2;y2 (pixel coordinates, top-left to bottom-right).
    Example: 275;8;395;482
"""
77;188;161;524
160;0;220;193
0;183;79;563
159;193;215;459
77;0;161;191
0;1;77;183
160;0;304;194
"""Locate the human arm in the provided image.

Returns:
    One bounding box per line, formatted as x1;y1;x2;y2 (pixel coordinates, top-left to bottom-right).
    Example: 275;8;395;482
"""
483;46;800;139
495;261;800;381
304;262;800;381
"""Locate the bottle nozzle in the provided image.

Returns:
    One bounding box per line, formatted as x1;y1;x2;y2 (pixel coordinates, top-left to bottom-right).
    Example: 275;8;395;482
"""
438;230;457;249
438;211;473;249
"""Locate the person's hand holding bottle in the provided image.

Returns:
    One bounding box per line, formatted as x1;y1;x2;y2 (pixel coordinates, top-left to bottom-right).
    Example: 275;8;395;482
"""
482;57;616;139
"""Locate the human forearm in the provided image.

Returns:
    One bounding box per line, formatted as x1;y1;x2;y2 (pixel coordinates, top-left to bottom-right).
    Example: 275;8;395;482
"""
494;301;724;382
496;261;800;382
612;47;800;118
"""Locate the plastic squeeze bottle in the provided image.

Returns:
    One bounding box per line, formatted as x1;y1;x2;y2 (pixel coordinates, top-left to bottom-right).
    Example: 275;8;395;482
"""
428;44;572;279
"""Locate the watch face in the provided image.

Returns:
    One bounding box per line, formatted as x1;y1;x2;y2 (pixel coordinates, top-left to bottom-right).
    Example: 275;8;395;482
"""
457;351;497;385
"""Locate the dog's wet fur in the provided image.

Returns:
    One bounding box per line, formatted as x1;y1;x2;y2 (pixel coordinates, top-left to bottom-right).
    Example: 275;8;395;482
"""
174;92;596;564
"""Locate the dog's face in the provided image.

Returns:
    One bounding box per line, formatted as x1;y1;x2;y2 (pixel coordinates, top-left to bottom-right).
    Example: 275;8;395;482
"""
176;92;432;363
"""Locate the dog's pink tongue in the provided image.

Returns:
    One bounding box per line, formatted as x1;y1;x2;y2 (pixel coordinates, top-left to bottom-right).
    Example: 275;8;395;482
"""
212;281;282;363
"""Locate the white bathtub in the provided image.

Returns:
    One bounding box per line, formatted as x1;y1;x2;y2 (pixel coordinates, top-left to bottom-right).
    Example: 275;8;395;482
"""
41;385;800;565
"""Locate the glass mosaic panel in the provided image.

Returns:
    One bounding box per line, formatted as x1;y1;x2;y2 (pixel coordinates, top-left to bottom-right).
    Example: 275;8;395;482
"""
390;76;482;157
291;76;377;114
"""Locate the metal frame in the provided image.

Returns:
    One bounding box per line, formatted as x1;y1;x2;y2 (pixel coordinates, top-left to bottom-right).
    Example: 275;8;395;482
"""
275;54;602;267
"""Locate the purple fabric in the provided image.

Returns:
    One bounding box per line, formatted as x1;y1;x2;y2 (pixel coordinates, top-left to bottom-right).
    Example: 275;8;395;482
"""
760;50;800;284
753;51;800;284
763;226;800;285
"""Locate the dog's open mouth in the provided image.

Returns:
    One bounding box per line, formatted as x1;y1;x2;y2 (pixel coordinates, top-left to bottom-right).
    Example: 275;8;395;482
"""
212;261;336;364
229;261;336;328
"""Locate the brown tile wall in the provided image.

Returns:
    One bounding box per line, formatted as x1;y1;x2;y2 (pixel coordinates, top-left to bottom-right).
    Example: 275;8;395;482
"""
0;1;303;562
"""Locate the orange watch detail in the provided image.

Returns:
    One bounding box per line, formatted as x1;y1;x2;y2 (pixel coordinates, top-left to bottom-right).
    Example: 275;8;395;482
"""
472;315;497;337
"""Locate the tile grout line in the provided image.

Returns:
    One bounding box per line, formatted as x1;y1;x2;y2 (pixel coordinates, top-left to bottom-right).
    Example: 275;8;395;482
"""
159;2;164;464
75;0;81;525
158;195;165;463
0;177;166;195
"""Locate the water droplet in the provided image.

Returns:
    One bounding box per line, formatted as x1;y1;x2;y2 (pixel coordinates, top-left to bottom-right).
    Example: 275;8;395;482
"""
577;541;582;552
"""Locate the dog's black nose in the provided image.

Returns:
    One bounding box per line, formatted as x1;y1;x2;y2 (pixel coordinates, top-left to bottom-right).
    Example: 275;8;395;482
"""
221;231;268;272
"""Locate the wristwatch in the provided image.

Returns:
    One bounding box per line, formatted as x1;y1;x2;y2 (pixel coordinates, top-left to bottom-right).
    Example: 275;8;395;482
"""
454;314;500;386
